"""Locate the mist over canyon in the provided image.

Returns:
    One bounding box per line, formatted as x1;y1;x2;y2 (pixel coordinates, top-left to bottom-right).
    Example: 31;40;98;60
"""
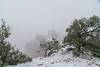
0;0;100;57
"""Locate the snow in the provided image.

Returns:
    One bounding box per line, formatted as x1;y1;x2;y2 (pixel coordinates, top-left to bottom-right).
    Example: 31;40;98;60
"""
7;53;100;67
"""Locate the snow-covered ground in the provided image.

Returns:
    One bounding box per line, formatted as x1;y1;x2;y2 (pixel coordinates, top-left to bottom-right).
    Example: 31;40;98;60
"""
7;53;100;67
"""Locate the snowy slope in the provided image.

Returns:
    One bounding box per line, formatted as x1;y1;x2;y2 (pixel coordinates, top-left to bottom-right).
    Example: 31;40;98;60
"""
7;53;100;67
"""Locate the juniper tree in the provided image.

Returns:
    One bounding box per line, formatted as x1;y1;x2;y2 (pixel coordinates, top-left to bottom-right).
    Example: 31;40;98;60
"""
40;38;62;57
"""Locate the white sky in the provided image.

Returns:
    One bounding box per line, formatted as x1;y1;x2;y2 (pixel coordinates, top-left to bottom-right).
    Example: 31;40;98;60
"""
0;0;100;52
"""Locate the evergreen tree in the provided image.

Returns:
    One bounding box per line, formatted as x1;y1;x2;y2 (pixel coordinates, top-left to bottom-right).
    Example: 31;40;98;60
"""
40;38;62;57
0;19;32;66
0;19;12;65
63;16;100;58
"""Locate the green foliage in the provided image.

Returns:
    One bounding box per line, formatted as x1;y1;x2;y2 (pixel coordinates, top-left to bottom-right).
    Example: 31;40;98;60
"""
63;16;100;58
40;38;62;57
0;19;32;66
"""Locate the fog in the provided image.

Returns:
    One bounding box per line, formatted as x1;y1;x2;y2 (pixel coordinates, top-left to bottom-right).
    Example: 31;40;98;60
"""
0;0;100;57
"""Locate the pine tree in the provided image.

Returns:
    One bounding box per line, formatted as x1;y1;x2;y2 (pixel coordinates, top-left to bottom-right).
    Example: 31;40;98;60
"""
0;19;12;65
0;19;32;66
63;16;100;58
85;16;100;58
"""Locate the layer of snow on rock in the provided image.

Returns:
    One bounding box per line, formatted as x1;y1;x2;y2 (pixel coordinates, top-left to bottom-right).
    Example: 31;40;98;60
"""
7;53;100;67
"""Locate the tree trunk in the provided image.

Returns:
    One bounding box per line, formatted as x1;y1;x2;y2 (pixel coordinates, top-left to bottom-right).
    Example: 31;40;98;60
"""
44;49;47;57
